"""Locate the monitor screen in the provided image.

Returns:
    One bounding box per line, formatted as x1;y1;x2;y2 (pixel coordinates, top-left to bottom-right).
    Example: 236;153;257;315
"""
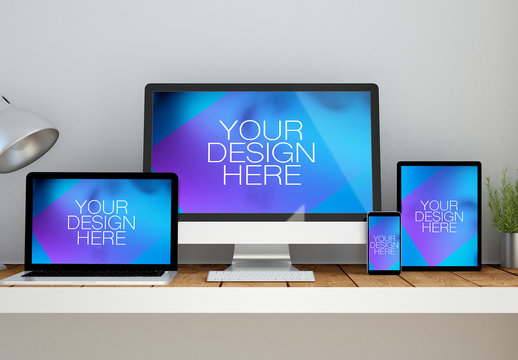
144;84;380;220
30;178;173;265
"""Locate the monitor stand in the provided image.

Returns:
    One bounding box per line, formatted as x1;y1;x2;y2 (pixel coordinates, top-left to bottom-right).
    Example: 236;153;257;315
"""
206;244;315;282
227;244;297;272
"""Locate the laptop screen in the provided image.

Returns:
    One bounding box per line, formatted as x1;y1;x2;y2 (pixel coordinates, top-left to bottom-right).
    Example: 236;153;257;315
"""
30;176;174;265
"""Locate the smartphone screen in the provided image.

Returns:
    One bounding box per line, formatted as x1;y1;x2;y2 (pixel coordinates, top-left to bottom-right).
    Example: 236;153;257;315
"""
368;212;401;275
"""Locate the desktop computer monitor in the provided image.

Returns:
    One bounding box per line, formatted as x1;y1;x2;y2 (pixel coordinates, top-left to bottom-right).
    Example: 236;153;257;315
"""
144;84;381;273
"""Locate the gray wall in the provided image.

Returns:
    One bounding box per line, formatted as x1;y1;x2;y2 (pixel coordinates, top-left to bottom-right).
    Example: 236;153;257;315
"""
1;0;517;264
1;314;518;359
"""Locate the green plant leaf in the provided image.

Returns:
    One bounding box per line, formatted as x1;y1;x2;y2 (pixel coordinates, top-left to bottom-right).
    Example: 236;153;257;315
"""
486;168;518;233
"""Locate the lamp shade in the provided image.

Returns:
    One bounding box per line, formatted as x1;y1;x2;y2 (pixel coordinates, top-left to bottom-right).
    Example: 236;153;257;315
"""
0;96;59;173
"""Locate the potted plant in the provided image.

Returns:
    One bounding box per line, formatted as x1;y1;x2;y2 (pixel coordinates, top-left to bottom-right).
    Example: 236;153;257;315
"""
486;169;518;268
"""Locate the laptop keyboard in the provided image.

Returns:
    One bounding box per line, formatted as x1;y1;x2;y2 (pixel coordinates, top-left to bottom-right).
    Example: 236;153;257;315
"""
22;270;166;278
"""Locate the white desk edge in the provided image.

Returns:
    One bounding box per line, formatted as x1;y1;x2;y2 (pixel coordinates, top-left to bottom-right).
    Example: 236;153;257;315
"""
1;287;517;314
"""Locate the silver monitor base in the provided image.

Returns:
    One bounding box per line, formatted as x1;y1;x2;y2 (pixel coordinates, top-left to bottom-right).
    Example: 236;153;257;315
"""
229;244;295;272
206;244;315;282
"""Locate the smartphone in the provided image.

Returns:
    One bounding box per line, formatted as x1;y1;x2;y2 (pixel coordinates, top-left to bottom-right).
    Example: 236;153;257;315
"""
367;211;401;275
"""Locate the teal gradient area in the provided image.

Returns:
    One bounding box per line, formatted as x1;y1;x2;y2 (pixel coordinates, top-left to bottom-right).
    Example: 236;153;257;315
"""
348;168;375;212
178;206;183;213
368;260;375;270
439;235;478;266
31;234;52;264
310;181;363;213
401;226;428;266
132;235;171;264
401;166;442;199
152;92;227;145
368;216;385;228
296;92;373;212
313;168;373;213
389;261;400;271
33;179;82;217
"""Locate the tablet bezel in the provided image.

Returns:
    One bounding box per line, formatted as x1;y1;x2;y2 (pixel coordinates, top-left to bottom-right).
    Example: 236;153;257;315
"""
397;161;481;271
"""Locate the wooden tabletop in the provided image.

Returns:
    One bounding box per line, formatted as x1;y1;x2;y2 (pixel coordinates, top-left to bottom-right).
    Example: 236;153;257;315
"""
2;264;518;287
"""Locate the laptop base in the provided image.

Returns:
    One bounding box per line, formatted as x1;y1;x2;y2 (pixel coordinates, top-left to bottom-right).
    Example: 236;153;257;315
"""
0;271;177;286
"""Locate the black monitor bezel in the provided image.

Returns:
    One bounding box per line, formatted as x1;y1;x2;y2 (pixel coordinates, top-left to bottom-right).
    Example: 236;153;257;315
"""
397;161;482;271
25;172;178;271
144;83;381;222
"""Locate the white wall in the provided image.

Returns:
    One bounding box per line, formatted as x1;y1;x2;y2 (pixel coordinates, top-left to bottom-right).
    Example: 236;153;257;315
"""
0;0;517;264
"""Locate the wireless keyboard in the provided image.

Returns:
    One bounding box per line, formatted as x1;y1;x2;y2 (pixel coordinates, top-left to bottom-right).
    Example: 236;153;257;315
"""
207;270;315;282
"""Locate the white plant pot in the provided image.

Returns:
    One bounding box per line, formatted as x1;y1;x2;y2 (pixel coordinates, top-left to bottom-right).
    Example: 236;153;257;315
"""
501;233;518;268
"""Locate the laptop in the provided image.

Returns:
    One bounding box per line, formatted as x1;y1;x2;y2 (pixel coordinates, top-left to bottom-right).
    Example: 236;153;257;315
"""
0;172;178;285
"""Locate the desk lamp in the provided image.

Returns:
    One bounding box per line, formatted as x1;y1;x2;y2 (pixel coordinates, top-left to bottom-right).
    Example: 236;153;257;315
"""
0;96;59;270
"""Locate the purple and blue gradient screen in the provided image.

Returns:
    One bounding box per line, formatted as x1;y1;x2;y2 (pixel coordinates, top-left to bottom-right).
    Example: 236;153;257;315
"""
400;165;478;267
31;178;172;264
151;91;373;214
368;216;401;271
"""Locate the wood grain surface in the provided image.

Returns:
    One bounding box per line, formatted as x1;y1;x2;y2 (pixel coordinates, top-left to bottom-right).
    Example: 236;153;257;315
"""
1;264;518;287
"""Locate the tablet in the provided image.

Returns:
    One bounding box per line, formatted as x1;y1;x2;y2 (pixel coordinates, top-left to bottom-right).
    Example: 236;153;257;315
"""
397;161;481;271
